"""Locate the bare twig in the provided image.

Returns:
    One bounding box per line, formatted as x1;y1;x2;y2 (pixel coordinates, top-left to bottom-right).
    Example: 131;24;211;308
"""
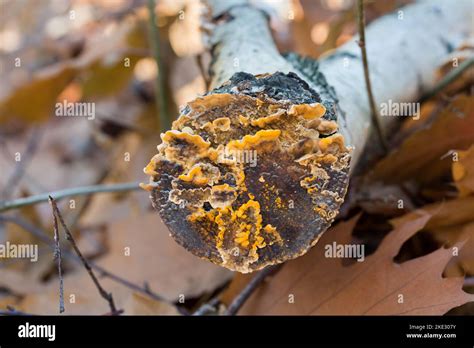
49;197;119;315
357;0;388;153
51;206;65;314
193;296;221;316
147;0;171;131
0;181;142;213
419;56;474;103
224;265;281;315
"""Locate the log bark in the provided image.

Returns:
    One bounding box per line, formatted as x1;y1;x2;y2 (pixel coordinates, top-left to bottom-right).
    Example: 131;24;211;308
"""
143;0;472;272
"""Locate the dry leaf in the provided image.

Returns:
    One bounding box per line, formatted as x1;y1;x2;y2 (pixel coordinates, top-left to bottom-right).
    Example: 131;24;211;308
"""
0;17;144;126
236;212;472;315
370;95;474;184
452;145;474;197
0;66;76;124
122;292;179;315
435;39;474;95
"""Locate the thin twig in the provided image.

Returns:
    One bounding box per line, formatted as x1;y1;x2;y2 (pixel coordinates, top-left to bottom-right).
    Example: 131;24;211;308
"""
147;0;171;131
224;265;281;315
0;214;189;315
419;56;474;103
0;182;142;213
357;0;388;153
49;197;119;315
193;296;221;316
51;206;65;314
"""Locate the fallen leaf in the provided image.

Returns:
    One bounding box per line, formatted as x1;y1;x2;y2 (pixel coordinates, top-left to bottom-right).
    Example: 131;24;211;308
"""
122;292;179;315
0;65;76;124
0;16;145;126
369;95;474;184
236;212;472;315
435;39;474;96
452;145;474;197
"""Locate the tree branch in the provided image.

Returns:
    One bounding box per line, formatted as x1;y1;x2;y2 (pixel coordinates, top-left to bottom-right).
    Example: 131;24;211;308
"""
224;265;280;315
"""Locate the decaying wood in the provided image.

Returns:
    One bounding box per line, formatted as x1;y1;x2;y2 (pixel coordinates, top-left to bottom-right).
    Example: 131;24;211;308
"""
143;0;472;272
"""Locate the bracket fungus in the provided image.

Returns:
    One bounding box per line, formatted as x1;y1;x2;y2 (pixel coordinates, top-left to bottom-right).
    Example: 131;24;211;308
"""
143;72;351;272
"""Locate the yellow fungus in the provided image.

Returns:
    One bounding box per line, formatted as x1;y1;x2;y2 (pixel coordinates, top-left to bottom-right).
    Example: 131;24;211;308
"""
178;165;209;186
288;103;326;120
161;130;210;150
318;134;346;152
212;117;231;131
250;110;284;128
227;129;281;150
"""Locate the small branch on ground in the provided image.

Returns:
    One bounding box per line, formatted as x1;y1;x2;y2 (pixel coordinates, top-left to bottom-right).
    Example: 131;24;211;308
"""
193;296;221;316
49;196;120;315
356;0;388;153
0;181;142;213
51;205;65;314
224;265;281;316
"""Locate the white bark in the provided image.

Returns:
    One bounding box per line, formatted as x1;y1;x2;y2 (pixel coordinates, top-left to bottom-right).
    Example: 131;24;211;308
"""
204;0;296;88
320;0;472;163
205;0;473;164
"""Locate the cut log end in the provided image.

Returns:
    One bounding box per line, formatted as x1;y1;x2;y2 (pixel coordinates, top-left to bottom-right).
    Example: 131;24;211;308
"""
143;72;351;272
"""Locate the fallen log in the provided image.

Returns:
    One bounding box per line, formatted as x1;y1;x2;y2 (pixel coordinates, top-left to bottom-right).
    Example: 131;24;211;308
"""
143;0;472;272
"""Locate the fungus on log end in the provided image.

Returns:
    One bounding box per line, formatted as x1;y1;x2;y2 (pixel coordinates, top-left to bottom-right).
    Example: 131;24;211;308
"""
143;72;351;272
